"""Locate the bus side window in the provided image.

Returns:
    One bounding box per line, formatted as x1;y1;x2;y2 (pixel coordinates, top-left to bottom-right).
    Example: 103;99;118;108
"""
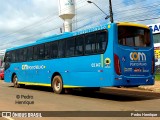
66;38;75;57
23;48;28;62
39;44;45;60
33;45;39;60
51;42;58;59
19;49;24;62
11;51;16;63
45;43;51;59
96;31;108;53
58;40;65;58
75;35;84;56
28;47;33;61
85;33;96;55
14;50;18;62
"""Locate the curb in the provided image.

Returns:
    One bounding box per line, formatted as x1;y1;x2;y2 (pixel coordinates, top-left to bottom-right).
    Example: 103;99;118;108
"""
138;81;160;92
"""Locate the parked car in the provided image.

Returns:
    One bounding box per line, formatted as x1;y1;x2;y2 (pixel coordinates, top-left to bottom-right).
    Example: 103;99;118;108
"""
0;67;4;80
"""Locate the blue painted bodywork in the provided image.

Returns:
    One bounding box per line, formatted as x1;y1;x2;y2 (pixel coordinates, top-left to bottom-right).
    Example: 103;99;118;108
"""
4;23;155;87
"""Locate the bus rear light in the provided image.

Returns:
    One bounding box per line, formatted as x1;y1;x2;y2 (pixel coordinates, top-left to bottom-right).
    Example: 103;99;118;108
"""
152;57;155;74
114;54;121;75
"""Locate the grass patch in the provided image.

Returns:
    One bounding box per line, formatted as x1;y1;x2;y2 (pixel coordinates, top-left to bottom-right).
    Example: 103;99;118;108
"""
155;74;160;81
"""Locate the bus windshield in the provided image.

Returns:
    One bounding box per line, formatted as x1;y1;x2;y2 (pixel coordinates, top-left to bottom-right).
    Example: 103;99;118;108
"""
118;26;150;47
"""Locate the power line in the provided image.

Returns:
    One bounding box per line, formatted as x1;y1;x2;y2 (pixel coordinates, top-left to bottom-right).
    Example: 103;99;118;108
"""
0;0;87;39
129;16;160;22
114;2;160;14
1;9;159;49
0;3;104;45
0;11;105;49
1;0;158;41
115;9;159;22
0;0;159;49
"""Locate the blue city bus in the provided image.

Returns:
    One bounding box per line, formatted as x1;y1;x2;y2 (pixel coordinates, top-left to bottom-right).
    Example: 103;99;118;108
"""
4;22;155;94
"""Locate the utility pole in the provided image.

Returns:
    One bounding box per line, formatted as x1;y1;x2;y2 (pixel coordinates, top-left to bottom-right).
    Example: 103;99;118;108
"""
109;0;114;23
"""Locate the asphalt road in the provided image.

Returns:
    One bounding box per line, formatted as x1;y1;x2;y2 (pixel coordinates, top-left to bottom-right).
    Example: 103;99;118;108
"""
0;80;160;120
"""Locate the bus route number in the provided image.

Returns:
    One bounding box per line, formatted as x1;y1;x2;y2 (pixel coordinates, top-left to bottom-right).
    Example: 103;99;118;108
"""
91;63;101;67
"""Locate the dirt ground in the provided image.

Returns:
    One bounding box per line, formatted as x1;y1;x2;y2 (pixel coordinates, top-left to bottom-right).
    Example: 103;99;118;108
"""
139;81;160;92
1;79;160;93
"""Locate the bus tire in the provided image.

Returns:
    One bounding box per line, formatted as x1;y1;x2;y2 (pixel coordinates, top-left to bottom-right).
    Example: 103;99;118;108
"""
52;75;64;94
13;74;19;88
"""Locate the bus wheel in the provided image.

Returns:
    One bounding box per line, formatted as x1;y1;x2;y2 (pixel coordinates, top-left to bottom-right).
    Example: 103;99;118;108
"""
13;75;19;88
52;75;64;94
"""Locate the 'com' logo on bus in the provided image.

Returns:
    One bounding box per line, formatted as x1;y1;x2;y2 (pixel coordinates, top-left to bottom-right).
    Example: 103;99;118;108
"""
22;65;28;70
130;52;146;61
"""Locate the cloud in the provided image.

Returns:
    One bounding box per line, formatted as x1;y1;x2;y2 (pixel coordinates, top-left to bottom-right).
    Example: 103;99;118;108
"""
122;0;136;5
0;0;62;50
0;0;160;50
0;0;59;31
32;0;58;16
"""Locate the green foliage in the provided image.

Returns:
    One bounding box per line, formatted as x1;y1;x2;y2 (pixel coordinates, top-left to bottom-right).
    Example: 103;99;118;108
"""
155;74;160;81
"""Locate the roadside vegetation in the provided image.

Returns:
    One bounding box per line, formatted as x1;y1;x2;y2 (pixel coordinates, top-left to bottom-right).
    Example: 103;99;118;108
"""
155;74;160;81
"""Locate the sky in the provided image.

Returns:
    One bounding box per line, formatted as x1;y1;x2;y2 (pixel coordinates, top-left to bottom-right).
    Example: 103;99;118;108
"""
0;0;160;52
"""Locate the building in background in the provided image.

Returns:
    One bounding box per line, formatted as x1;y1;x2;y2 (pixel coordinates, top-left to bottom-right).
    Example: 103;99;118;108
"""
148;23;160;73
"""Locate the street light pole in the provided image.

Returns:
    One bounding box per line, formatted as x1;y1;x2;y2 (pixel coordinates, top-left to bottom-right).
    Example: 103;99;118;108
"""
87;1;108;17
87;0;114;23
